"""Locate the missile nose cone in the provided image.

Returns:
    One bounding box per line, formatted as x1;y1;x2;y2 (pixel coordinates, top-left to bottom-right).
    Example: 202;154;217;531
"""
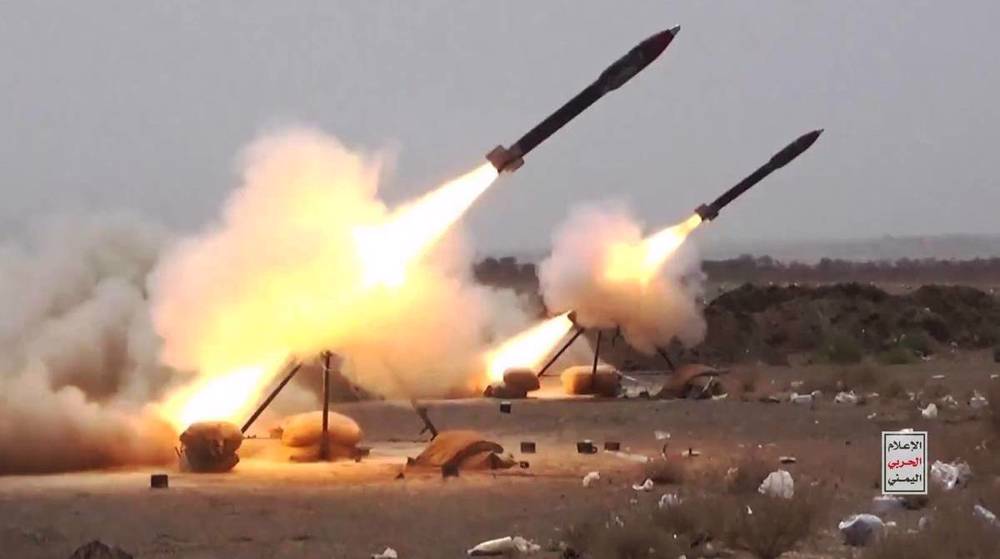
638;25;680;59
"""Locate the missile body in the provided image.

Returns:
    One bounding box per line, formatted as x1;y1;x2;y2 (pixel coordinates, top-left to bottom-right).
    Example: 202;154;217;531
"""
487;26;680;173
695;129;823;221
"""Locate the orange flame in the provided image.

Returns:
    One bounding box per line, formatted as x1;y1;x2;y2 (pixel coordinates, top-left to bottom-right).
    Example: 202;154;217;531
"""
354;163;498;288
605;213;702;284
158;162;500;431
484;312;574;382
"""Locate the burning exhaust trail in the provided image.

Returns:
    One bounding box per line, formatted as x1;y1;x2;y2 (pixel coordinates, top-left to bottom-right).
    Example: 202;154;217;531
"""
496;129;825;370
354;163;498;288
484;312;574;383
151;131;504;432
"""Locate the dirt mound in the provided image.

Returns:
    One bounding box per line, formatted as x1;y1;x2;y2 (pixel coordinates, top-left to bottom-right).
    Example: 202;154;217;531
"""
693;283;1000;364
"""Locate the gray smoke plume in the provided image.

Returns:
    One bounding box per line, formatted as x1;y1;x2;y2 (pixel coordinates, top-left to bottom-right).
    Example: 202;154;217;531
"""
0;214;176;474
539;203;706;355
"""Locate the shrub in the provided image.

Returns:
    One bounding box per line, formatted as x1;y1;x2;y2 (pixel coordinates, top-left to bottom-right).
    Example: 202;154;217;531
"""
817;332;863;364
877;346;917;365
724;490;828;559
727;455;773;495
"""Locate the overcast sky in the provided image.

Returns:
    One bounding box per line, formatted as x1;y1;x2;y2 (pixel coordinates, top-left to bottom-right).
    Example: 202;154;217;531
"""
2;1;998;254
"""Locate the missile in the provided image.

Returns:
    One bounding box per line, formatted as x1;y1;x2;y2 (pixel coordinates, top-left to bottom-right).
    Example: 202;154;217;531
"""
695;129;823;221
486;26;681;173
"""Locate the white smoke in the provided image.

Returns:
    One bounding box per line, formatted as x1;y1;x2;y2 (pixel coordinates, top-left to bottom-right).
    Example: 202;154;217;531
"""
539;203;706;354
148;128;526;404
0;214;177;474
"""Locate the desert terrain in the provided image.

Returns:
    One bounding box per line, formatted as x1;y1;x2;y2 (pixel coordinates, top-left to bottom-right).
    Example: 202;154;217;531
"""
3;351;999;558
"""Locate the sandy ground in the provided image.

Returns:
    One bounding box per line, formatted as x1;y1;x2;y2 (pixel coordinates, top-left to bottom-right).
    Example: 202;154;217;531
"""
2;357;998;559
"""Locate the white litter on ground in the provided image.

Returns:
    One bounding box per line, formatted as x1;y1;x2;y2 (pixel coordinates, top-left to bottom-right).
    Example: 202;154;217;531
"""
582;471;601;487
758;470;794;499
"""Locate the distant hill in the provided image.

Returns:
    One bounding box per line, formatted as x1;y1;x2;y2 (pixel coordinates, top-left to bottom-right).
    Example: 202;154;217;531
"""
484;234;1000;264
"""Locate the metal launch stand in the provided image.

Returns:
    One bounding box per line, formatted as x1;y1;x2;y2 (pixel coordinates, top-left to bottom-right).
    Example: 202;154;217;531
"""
240;351;338;460
240;351;440;460
535;322;676;378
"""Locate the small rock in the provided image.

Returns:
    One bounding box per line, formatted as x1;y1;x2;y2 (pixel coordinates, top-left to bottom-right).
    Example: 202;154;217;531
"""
918;516;930;531
920;403;938;419
582;471;601;487
371;548;398;559
939;395;959;409
838;514;885;547
866;412;878;420
654;430;671;441
758;470;794;499
931;374;946;380
779;456;797;464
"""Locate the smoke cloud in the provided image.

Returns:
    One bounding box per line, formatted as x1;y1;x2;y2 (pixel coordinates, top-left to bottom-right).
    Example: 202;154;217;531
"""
539;203;706;354
149;128;520;414
0;214;177;474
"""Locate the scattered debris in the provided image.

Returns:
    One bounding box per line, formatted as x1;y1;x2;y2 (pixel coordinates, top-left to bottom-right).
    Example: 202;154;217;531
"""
654;430;671;441
779;456;797;464
835;391;860;405
467;536;540;556
938;394;959;409
970;391;989;410
930;460;972;490
178;421;243;473
631;478;654;492
582;471;601;487
920;403;938;419
658;493;682;509
606;450;650;464
68;540;133;559
371;547;398;559
973;504;998;526
789;392;814;405
758;469;794;499
838;514;885;547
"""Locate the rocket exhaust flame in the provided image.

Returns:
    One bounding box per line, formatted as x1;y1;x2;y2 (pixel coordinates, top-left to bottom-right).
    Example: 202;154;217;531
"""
605;213;702;285
484;312;574;382
355;163;498;288
152;132;502;432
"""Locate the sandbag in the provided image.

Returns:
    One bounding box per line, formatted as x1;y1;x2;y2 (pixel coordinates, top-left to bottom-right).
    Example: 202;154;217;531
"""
560;366;620;396
503;368;541;392
179;421;243;473
410;430;513;470
483;382;529;399
280;411;363;448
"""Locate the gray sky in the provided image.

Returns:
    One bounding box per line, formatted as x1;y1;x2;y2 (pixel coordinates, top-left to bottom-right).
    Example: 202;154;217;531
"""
2;1;998;254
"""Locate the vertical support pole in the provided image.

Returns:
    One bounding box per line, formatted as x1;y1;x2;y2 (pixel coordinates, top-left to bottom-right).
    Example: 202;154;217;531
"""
320;351;331;461
591;331;603;376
